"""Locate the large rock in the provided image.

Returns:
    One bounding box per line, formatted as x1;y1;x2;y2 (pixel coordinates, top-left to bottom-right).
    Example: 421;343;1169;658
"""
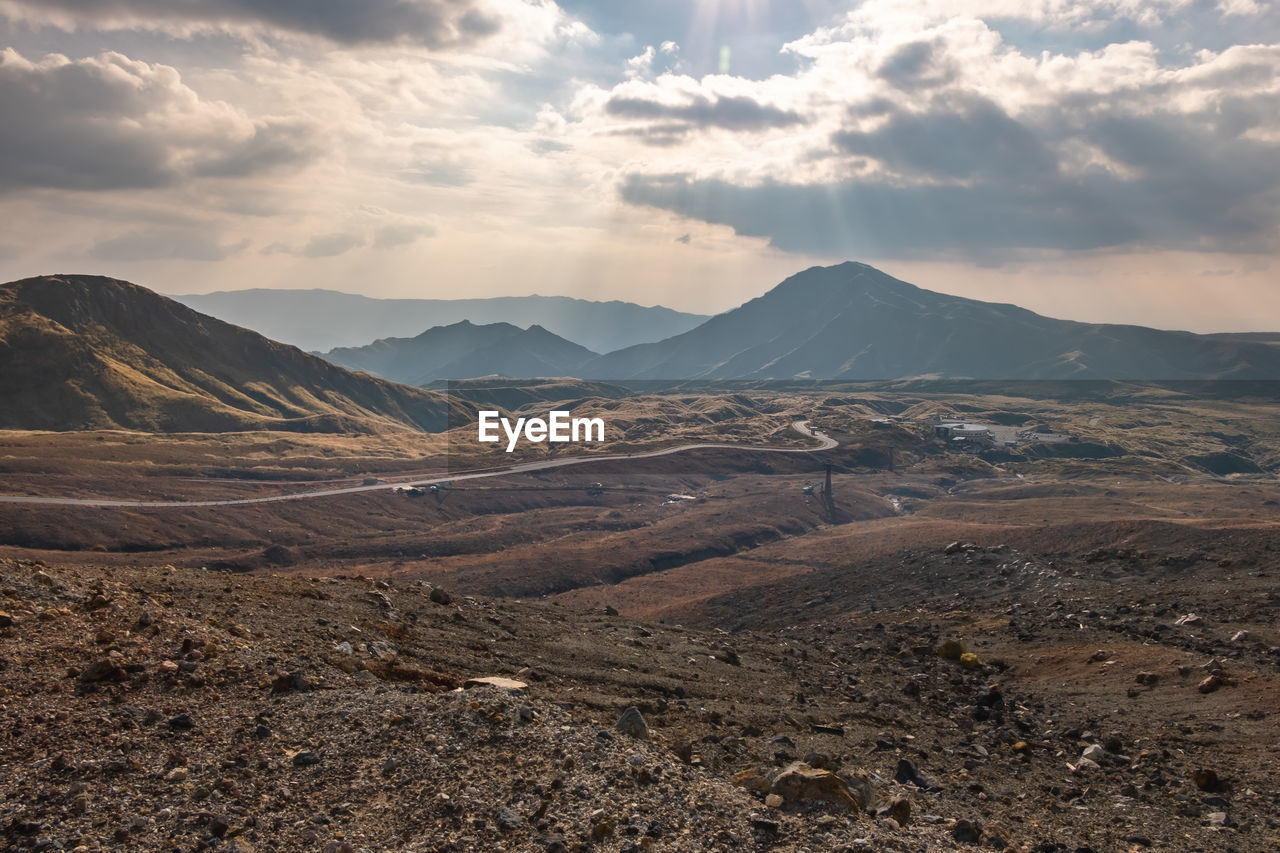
79;657;122;682
770;762;868;811
615;707;649;740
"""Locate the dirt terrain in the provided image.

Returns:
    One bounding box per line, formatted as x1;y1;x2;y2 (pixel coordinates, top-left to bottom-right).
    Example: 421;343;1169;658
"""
1;383;1279;851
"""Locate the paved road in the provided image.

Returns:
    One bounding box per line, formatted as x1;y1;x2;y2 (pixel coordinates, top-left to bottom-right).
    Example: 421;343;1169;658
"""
0;421;837;509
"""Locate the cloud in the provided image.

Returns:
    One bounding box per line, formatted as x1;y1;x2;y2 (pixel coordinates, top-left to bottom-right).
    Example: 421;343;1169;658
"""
0;49;317;193
88;230;250;262
0;0;504;49
617;172;1137;256
373;222;436;248
192;119;319;179
605;92;804;132
620;93;1280;258
301;232;366;258
586;10;1280;261
832;95;1057;181
876;39;957;90
401;159;474;187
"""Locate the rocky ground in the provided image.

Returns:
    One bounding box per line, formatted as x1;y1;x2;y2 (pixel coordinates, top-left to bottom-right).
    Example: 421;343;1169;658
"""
2;549;1278;852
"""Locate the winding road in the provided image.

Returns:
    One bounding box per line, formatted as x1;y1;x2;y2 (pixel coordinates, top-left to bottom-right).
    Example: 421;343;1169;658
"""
0;421;837;509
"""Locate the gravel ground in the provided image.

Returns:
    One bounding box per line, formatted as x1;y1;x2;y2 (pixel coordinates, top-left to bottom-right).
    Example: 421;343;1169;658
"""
2;554;1277;852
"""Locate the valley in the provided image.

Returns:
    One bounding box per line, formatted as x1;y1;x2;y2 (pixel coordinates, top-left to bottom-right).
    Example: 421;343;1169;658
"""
3;273;1280;852
3;381;1279;851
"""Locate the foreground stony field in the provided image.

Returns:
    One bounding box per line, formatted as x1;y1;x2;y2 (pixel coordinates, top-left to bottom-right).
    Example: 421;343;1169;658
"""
2;552;1278;852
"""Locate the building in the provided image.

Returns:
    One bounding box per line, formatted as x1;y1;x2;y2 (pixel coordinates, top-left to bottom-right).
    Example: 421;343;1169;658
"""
934;422;992;442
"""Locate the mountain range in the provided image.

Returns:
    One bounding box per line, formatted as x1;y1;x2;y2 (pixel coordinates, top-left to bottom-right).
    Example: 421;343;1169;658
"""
2;264;1278;435
0;275;467;432
172;289;708;354
580;262;1280;380
324;320;597;385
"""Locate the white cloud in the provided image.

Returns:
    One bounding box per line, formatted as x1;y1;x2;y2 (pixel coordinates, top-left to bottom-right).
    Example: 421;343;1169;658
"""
624;45;656;79
0;48;318;192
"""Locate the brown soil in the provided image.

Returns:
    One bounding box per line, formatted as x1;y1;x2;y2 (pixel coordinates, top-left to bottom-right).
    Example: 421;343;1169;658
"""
2;385;1280;850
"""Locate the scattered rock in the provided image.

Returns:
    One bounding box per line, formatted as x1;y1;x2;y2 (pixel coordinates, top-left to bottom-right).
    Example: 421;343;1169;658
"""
615;707;649;740
78;658;121;682
874;796;911;826
270;671;311;694
167;713;194;731
771;761;868;811
764;793;784;809
715;645;741;666
429;586;453;605
590;812;614;841
292;751;321;767
750;815;780;834
732;769;770;795
951;818;982;844
894;758;940;791
321;843;356;853
1175;613;1203;627
1197;674;1223;694
495;806;523;831
0;611;13;628
1194;769;1221;791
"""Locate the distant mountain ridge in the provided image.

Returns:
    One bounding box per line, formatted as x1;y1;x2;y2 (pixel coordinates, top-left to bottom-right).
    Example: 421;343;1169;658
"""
172;289;709;353
0;275;469;432
324;320;598;385
582;262;1280;380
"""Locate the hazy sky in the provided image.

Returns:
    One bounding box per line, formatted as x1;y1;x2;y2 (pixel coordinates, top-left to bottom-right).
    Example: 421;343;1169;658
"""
1;0;1278;331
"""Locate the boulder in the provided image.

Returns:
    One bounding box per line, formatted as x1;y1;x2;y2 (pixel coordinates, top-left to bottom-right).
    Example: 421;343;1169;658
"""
615;707;650;740
770;761;868;811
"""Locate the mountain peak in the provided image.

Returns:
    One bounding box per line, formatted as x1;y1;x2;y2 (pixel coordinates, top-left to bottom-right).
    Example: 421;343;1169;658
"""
0;274;467;432
582;263;1280;380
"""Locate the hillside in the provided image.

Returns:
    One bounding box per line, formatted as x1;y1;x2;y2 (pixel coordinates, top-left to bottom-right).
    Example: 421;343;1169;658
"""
174;289;708;353
0;275;470;432
3;537;1277;852
584;262;1280;380
323;320;598;385
1205;332;1280;347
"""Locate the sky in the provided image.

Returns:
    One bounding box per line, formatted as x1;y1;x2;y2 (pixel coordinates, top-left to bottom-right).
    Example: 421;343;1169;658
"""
0;0;1278;331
